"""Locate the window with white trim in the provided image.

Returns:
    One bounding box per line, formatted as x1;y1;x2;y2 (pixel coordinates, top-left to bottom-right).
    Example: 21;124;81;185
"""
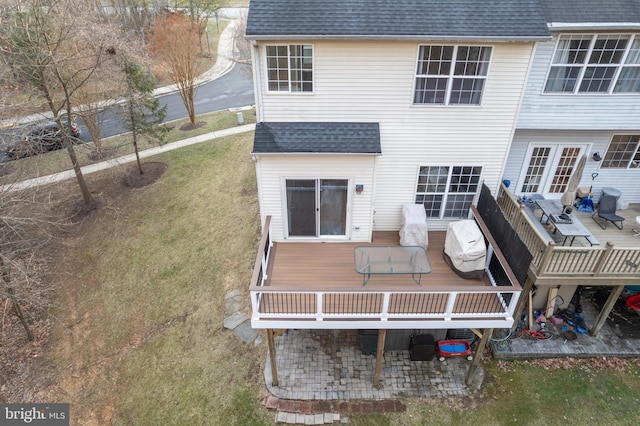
413;45;492;105
415;166;482;219
544;34;640;93
265;44;313;92
601;135;640;169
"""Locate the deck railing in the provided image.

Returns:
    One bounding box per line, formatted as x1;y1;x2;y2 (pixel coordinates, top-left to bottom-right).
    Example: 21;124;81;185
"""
496;183;640;283
249;213;522;329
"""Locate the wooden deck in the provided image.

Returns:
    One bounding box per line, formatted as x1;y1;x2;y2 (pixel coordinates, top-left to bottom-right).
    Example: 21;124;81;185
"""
496;184;640;287
250;214;522;330
265;231;491;291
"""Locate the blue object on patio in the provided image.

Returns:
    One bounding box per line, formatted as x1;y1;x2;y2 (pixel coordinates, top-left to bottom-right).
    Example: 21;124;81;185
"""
577;197;594;213
592;194;625;230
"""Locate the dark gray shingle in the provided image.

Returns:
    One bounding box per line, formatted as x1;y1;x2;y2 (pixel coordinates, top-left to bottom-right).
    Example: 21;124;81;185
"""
246;0;550;39
539;0;640;24
252;122;381;154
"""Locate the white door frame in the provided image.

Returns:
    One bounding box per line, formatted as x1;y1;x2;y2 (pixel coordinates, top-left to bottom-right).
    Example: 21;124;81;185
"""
282;177;352;240
517;143;589;198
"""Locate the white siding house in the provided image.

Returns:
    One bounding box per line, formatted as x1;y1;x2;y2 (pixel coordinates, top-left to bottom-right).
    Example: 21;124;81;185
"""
250;38;540;236
504;14;640;207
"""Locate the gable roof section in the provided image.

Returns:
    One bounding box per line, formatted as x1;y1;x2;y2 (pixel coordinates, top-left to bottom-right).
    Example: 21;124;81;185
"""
252;122;381;155
246;0;550;41
539;0;640;25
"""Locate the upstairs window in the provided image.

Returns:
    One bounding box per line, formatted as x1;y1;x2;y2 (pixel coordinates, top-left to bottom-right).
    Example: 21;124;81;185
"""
415;166;482;219
265;45;313;93
413;45;492;105
601;135;640;169
545;34;640;94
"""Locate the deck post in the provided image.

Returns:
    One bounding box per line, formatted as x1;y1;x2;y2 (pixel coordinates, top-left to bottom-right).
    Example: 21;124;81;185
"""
465;328;492;386
373;329;387;388
511;277;534;331
266;328;278;386
590;285;625;337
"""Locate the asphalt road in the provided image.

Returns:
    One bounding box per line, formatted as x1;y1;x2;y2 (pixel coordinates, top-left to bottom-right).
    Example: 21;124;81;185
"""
79;63;255;140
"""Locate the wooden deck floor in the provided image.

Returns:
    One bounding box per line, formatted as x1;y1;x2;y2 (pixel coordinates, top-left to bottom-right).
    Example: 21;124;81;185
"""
264;231;493;292
533;204;640;249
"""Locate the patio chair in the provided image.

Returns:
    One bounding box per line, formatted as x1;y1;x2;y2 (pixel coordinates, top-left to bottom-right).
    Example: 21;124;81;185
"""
592;194;625;230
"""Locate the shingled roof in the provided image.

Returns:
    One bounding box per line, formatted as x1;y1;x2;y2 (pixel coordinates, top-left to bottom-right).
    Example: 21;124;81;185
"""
252;122;381;155
539;0;640;24
246;0;550;40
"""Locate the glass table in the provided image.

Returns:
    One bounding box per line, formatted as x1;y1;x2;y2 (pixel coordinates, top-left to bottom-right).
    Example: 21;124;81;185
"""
354;246;431;286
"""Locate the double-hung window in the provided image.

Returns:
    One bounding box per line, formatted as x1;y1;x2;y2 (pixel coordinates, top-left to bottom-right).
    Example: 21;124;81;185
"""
265;44;313;93
414;166;482;219
413;45;492;105
545;34;640;93
601;135;640;169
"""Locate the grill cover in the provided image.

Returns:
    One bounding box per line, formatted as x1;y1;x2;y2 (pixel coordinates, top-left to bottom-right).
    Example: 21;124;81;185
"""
399;204;428;247
443;220;486;279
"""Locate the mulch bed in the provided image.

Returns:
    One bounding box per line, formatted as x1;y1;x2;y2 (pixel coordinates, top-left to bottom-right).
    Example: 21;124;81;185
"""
122;161;167;189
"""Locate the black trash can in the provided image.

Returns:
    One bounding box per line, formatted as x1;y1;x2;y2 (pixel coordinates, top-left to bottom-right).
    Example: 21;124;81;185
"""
410;334;435;361
358;330;379;355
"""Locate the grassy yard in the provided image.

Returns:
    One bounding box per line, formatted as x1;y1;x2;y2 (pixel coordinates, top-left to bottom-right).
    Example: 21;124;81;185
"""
0;107;255;185
8;129;640;425
35;132;271;424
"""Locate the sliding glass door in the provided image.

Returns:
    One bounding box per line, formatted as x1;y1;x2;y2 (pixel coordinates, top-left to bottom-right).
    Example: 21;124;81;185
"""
286;179;348;237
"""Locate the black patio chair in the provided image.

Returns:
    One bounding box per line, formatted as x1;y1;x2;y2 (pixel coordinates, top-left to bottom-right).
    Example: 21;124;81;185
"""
592;194;625;230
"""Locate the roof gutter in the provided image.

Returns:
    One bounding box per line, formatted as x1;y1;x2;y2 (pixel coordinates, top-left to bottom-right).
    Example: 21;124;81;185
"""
245;34;551;43
548;22;640;31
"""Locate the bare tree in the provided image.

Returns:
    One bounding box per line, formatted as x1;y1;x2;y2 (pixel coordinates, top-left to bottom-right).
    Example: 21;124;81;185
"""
148;11;202;126
0;0;126;205
0;182;66;341
179;0;228;53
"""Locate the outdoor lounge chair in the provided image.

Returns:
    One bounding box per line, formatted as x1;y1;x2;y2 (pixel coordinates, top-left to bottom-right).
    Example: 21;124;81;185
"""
592;194;625;230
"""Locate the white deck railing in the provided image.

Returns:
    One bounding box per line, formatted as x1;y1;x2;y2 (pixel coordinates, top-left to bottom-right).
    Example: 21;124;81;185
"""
249;214;522;330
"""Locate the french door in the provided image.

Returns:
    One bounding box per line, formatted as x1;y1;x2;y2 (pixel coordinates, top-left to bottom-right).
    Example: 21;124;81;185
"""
285;179;348;237
519;144;587;198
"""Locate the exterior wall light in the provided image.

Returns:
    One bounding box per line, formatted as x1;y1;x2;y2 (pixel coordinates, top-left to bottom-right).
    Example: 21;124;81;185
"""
355;184;364;194
592;152;603;162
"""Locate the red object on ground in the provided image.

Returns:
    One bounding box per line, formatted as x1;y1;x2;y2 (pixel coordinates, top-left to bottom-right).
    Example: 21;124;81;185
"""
625;294;640;310
436;339;473;361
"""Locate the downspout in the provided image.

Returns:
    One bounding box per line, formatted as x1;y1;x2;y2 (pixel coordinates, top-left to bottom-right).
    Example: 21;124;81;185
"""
251;40;265;121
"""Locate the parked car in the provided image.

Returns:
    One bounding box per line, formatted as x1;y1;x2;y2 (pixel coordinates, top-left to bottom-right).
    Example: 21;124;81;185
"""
5;120;81;159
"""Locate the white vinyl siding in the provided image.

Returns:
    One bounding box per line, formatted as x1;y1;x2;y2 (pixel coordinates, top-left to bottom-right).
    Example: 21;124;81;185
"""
504;130;640;209
518;36;640;130
255;40;534;231
254;155;376;242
